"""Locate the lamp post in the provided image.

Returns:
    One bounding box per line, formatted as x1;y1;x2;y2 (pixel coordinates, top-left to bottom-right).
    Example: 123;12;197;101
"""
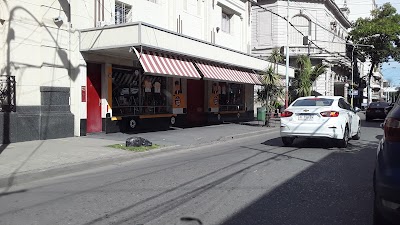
285;0;290;108
348;42;375;108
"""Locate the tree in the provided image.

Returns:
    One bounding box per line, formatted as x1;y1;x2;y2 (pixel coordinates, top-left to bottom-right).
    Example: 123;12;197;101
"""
257;66;284;126
269;48;284;76
290;55;327;99
349;3;400;105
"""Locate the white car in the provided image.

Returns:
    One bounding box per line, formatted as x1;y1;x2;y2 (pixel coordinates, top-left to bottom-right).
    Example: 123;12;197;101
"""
280;96;361;148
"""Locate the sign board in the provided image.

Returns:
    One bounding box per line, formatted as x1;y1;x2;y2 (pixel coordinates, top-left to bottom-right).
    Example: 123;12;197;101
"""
348;90;359;96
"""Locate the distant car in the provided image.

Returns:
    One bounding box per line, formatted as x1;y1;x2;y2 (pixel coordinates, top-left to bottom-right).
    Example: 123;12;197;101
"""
280;96;361;148
366;102;390;121
374;99;400;225
385;102;395;115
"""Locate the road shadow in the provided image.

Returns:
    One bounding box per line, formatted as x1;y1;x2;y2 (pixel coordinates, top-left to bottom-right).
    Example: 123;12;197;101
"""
0;144;9;155
220;142;377;225
361;119;384;128
262;137;337;149
0;189;27;197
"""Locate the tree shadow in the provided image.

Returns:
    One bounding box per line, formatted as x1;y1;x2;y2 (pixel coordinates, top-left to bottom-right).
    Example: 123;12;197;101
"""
0;2;79;189
220;144;377;225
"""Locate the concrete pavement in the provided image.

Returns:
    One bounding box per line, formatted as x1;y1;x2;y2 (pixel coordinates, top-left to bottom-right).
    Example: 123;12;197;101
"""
0;123;278;188
0;118;382;225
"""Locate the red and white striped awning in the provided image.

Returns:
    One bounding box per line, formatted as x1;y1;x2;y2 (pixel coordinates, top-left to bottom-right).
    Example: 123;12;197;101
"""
133;48;201;79
249;72;263;85
194;61;256;84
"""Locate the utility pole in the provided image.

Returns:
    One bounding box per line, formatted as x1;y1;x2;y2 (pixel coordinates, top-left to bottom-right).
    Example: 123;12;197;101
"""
285;0;290;108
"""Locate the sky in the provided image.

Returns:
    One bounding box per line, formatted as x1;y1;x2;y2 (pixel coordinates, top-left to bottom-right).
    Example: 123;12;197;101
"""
375;0;400;86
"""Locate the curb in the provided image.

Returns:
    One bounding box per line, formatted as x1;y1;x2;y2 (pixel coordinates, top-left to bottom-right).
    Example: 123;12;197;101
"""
0;128;279;188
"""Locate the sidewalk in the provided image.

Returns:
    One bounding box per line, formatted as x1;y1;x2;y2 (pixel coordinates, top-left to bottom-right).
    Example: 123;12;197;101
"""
0;123;278;188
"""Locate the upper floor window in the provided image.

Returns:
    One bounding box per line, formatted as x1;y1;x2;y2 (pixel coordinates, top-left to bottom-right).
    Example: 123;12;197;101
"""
290;15;311;45
221;12;232;33
115;1;132;24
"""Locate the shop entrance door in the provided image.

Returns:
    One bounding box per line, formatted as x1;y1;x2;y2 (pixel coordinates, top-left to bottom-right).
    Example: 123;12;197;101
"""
187;79;206;125
87;63;102;133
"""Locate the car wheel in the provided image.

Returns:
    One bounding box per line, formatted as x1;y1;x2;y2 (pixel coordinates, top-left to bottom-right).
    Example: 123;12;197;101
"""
352;125;361;140
282;137;294;147
337;126;349;148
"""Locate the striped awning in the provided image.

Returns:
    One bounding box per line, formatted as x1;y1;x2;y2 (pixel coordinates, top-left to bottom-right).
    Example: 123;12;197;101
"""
133;48;201;79
195;61;256;84
249;72;263;85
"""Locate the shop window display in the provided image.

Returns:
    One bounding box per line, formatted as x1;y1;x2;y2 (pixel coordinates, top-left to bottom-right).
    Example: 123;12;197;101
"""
141;75;168;113
112;67;168;116
219;82;244;111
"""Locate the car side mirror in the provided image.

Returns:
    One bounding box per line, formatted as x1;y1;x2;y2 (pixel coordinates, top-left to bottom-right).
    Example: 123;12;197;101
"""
354;107;361;113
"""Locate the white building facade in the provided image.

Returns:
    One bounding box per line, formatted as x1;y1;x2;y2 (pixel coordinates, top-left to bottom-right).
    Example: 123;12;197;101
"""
0;0;293;143
251;0;352;99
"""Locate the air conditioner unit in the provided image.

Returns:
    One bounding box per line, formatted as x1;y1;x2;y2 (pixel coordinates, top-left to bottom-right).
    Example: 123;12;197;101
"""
96;21;107;27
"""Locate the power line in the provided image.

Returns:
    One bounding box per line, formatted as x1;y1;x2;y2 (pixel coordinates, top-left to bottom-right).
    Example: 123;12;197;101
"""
249;0;350;61
289;0;349;42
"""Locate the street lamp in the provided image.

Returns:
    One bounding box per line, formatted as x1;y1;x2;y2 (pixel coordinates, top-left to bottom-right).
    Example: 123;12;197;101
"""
285;0;290;108
348;34;379;107
349;43;374;107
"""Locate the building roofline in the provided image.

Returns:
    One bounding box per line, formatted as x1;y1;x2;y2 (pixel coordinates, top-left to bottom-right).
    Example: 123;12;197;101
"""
325;0;352;28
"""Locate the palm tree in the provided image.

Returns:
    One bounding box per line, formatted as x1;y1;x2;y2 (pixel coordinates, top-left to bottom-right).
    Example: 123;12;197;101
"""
257;66;284;126
269;48;283;76
290;55;327;99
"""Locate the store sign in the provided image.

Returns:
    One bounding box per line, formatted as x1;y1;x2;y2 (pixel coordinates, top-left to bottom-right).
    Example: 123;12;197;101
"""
209;93;219;108
81;86;86;102
172;78;186;109
349;90;359;96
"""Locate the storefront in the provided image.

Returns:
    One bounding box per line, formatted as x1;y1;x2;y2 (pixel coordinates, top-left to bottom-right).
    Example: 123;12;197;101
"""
79;23;292;135
197;61;262;123
98;48;262;132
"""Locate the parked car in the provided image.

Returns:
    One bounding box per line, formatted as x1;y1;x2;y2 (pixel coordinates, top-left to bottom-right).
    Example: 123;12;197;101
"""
366;102;390;121
374;99;400;225
280;96;361;148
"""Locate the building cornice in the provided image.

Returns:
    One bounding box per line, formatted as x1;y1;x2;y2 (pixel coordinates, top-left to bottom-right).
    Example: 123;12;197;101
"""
325;0;352;28
267;0;352;28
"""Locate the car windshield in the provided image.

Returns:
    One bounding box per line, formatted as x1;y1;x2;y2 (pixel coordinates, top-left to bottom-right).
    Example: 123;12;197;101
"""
292;98;334;107
369;102;389;108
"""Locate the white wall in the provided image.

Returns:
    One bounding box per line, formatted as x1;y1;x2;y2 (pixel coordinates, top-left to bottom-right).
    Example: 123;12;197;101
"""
112;0;252;53
252;0;349;55
1;0;72;106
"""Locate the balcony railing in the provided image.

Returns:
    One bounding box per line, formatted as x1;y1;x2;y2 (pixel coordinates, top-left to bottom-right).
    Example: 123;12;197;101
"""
0;75;16;112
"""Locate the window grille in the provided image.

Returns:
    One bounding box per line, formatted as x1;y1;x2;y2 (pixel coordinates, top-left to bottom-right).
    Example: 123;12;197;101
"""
115;1;132;24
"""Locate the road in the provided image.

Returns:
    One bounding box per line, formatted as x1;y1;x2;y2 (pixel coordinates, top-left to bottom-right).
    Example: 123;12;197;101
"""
0;116;382;225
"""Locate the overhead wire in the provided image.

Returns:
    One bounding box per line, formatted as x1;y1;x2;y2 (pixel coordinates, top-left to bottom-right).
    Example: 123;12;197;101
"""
248;0;351;61
289;0;349;42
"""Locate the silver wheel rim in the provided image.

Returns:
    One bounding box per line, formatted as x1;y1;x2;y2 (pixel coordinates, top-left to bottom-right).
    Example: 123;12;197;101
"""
129;119;137;129
171;117;176;125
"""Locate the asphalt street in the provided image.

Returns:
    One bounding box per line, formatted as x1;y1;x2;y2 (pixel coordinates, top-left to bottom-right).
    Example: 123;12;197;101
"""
0;114;383;225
